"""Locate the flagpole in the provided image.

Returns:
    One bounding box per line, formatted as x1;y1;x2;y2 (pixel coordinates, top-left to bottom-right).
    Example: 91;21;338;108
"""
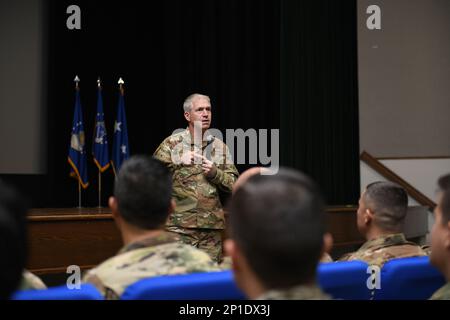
75;75;82;209
78;181;82;208
97;77;102;208
98;171;101;208
118;77;124;95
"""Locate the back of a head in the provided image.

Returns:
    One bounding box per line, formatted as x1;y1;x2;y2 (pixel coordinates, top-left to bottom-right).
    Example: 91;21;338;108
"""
363;181;408;232
438;174;450;224
114;155;172;230
228;168;326;289
0;180;27;299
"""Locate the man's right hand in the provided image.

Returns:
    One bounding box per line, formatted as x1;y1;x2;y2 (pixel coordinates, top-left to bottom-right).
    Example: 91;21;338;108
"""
180;151;195;165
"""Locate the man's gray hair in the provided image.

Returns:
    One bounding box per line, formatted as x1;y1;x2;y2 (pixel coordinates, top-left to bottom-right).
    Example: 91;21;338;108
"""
183;93;210;112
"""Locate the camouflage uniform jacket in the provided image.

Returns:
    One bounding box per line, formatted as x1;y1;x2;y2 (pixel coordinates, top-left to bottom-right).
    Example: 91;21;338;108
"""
83;232;219;299
430;282;450;300
338;233;427;267
257;284;331;300
154;129;239;229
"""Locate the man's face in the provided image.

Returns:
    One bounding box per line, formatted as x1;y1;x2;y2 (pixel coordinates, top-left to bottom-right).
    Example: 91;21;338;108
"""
186;96;212;131
430;192;450;272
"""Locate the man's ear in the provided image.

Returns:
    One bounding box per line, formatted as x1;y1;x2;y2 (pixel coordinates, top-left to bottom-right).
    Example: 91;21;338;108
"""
365;208;374;225
224;239;239;270
445;220;450;250
169;199;175;214
322;232;333;255
184;111;190;122
109;196;120;221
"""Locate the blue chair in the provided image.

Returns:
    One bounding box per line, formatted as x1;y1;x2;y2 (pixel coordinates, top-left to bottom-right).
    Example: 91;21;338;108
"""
318;261;370;300
121;271;246;300
11;283;103;300
373;256;446;300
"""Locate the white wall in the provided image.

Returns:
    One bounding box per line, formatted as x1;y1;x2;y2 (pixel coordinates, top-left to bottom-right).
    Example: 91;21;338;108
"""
360;159;450;202
358;0;450;157
0;0;45;174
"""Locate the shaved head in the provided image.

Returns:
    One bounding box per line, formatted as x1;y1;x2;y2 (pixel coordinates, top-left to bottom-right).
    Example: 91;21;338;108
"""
232;167;271;194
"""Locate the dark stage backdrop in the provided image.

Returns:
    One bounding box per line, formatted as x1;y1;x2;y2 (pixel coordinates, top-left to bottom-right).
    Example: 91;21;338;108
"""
1;0;359;207
281;0;360;205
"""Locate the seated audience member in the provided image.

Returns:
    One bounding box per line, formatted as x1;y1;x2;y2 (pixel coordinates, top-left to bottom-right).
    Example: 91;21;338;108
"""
220;166;332;271
338;181;426;267
224;168;333;299
0;180;27;299
430;174;450;300
83;156;219;299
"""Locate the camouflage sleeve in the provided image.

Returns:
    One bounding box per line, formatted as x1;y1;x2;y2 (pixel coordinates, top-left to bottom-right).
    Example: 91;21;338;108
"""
82;271;120;300
208;164;239;193
336;252;355;261
207;143;237;192
153;139;177;172
83;272;106;296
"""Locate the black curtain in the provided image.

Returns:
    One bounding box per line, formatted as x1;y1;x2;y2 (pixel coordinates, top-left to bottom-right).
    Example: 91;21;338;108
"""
280;0;360;204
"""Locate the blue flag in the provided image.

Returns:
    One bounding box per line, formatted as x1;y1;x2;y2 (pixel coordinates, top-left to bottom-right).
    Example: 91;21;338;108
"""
92;86;110;172
68;89;89;188
111;89;130;175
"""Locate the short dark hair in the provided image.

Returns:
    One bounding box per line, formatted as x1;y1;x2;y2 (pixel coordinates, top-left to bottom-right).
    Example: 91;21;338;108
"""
0;180;27;299
437;173;450;224
114;155;172;230
363;181;408;232
228;168;326;289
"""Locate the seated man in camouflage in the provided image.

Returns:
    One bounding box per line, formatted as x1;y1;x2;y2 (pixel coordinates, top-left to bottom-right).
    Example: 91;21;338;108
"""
83;156;219;299
225;168;333;299
429;173;450;300
338;181;426;267
221;166;332;270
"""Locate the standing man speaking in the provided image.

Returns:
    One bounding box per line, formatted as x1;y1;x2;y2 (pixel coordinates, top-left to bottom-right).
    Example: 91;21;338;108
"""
154;93;238;263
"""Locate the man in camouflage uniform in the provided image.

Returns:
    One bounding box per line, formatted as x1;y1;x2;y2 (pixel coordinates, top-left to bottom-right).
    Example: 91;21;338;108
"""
83;156;219;299
219;167;333;270
225;168;332;300
338;181;426;267
429;174;450;300
154;94;238;263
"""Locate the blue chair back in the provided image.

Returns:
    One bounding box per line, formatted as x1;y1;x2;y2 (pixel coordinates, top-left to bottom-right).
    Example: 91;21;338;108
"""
318;261;370;300
121;271;246;300
373;256;446;300
12;283;103;300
